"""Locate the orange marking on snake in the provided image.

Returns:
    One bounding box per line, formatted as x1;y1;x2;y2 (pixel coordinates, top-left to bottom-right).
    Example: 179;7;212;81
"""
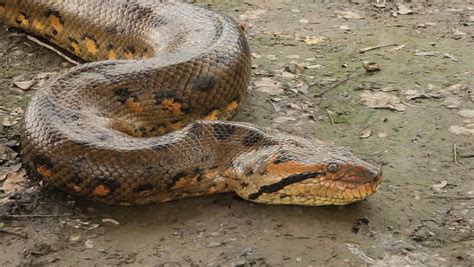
162;98;182;115
266;160;323;175
226;101;239;113
36;166;53;178
92;185;111;197
172;177;188;189
108;50;118;59
67;184;82;193
48;15;63;33
124;51;134;59
126;98;144;112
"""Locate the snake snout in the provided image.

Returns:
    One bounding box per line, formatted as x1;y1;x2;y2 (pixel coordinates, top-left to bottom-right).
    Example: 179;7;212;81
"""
339;162;383;185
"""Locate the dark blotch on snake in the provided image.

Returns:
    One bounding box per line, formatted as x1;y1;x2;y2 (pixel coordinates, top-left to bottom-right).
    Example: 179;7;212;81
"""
248;172;324;200
193;75;215;92
211;123;236;141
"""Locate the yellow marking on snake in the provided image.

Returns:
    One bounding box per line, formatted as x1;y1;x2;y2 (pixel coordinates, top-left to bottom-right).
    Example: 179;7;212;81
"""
84;37;98;54
17;14;30;27
70;41;80;53
32;19;45;31
206;110;220;120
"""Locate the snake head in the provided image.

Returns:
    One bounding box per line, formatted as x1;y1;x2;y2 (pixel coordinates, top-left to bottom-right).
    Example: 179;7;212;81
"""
229;134;383;206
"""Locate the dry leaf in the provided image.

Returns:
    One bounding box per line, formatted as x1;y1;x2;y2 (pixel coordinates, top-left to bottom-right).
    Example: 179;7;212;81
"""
335;11;363;19
1;169;28;202
287;62;304;74
254;78;284;95
449;125;474;136
363;62;381;72
239;9;266;20
397;3;413;15
360;91;406;112
432;181;448;191
304;36;324;46
13;80;36;90
360;128;372;139
458;109;474;118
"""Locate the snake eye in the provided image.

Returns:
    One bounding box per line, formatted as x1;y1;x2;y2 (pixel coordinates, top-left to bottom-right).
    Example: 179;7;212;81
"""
327;163;338;173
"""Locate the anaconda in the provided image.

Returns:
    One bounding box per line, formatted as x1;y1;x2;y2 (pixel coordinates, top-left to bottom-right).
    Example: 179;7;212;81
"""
0;0;383;206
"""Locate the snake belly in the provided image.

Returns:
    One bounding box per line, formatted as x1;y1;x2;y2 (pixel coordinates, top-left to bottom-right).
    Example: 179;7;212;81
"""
0;0;383;206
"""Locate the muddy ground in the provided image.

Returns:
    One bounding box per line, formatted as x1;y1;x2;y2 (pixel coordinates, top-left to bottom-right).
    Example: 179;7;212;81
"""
1;0;473;266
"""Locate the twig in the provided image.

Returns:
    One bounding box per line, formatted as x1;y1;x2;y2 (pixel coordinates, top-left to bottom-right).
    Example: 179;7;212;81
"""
0;229;28;239
359;43;398;53
426;195;474;200
314;73;363;98
1;214;70;219
25;35;79;65
326;109;334;125
453;143;458;165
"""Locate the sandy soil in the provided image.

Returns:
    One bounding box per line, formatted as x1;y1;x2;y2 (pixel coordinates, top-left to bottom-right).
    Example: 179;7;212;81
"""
1;0;473;266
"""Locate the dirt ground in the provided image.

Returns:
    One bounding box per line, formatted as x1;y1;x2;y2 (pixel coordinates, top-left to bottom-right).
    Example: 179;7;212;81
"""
1;0;473;266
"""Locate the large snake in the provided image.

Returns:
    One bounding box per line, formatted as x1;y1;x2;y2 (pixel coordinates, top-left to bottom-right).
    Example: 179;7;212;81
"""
1;0;383;206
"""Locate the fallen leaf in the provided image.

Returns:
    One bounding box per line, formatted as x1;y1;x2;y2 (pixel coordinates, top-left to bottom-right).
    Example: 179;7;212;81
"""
458;109;474;118
335;10;363;19
449;125;474;136
287;62;304;74
0;169;28;202
84;239;94;249
363;62;381;72
360;91;406;112
101;218;120;226
339;25;350;30
432;181;448;191
360;128;372;139
239;9;266;20
254;78;284;95
388;44;406;52
443;53;459;62
414;51;437;56
404;89;430;100
304;36;324;46
443;96;460;109
13;80;36;90
397;3;413;15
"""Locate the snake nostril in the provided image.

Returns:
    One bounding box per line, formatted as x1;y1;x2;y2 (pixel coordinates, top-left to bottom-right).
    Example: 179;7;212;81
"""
373;169;383;182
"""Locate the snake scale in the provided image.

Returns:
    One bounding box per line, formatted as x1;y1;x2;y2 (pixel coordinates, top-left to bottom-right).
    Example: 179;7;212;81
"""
1;0;383;206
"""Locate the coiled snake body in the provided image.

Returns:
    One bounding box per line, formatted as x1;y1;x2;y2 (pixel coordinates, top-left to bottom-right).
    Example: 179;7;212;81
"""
1;0;382;205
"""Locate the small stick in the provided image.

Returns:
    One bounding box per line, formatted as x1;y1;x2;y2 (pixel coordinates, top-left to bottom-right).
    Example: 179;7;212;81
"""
1;214;70;219
359;43;398;53
326;109;334;125
25;35;80;65
453;143;458;165
0;229;28;239
426;195;474;200
314;73;363;98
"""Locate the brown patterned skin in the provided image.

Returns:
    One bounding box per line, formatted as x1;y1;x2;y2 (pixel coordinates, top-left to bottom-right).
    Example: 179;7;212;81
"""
1;0;382;206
